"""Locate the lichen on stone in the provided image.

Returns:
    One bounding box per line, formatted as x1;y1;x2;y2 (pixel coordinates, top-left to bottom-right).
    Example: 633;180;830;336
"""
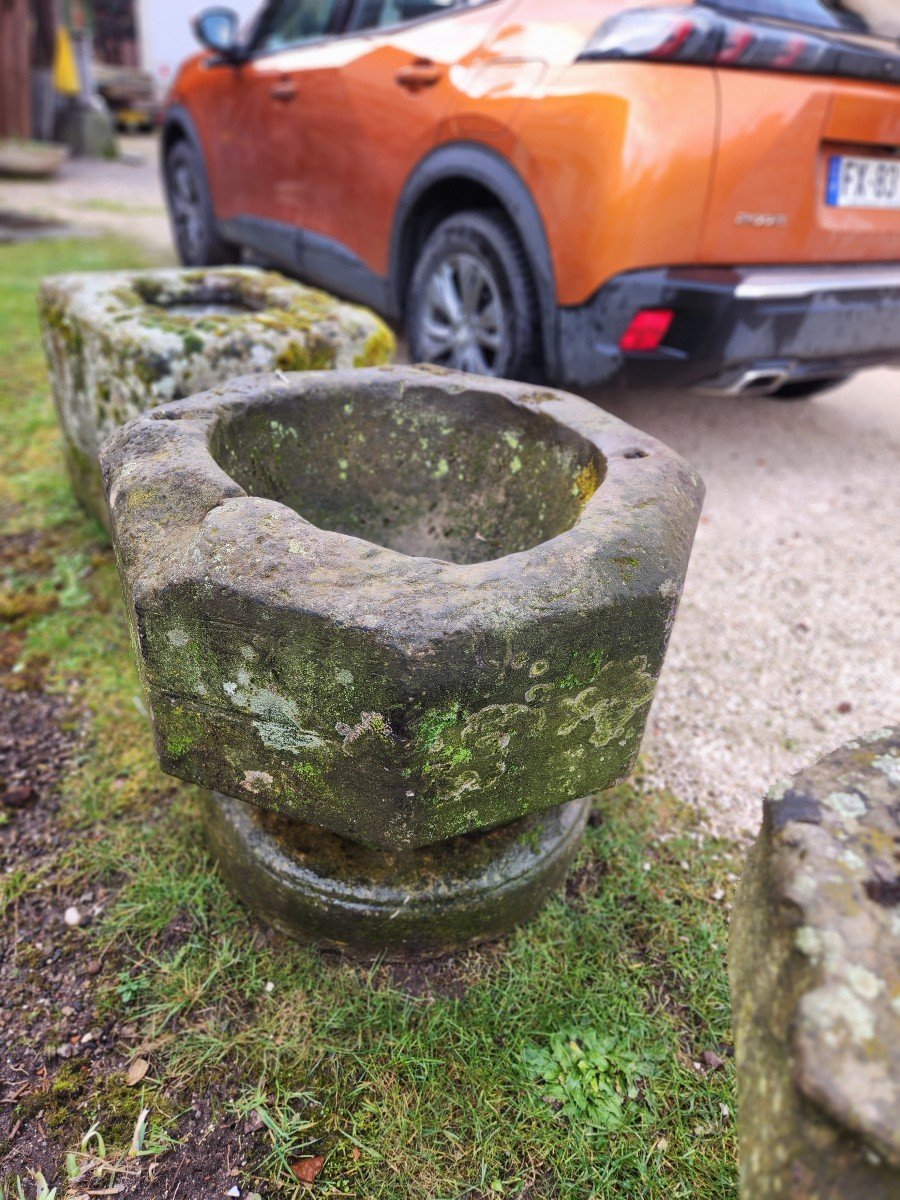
730;727;900;1198
38;267;395;530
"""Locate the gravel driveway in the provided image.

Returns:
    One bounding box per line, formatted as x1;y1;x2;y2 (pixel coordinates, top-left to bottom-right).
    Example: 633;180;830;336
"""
599;376;899;840
3;138;897;840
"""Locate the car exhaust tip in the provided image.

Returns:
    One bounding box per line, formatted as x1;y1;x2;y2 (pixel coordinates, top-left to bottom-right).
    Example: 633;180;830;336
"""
696;365;794;398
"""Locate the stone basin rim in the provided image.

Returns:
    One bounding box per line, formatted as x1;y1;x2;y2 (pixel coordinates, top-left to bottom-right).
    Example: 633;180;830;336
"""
102;366;703;590
220;792;590;911
128;267;303;315
41;267;362;361
46;265;336;317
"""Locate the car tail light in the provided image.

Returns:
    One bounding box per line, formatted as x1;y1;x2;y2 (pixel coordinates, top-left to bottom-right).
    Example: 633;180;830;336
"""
578;5;900;85
620;309;674;352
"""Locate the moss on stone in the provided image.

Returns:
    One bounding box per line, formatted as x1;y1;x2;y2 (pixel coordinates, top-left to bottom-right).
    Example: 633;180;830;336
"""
574;460;602;505
62;436;110;530
353;324;396;367
164;704;206;759
39;296;84;358
131;354;166;388
38;267;395;529
416;703;463;753
275;338;335;372
611;555;640;583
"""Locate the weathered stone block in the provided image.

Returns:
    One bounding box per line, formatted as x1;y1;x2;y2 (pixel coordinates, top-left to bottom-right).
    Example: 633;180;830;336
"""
730;728;900;1199
39;267;395;526
101;366;703;850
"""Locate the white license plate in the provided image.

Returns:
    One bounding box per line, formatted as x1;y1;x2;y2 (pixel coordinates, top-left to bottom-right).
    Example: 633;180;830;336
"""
827;155;900;210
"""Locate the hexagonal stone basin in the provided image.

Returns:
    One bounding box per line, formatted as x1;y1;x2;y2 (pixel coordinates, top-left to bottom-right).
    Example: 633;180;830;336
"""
102;366;704;955
210;379;603;565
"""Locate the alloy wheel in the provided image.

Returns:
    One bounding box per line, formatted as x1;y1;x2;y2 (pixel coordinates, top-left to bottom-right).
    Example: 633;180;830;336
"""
168;156;206;263
417;252;508;375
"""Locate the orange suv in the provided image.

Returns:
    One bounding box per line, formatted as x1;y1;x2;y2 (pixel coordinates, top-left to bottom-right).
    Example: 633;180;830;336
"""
162;0;900;397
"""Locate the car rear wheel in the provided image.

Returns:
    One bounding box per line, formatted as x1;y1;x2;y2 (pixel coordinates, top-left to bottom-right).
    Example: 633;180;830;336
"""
164;139;237;267
407;210;539;380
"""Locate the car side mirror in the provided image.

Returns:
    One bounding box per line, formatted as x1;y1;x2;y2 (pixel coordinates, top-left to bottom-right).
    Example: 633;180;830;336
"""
193;7;244;60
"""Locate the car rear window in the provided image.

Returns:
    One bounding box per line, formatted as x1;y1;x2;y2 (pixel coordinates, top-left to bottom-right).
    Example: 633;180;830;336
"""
705;1;899;39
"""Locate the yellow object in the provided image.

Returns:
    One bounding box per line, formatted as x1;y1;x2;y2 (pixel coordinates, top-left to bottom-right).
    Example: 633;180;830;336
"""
53;28;80;97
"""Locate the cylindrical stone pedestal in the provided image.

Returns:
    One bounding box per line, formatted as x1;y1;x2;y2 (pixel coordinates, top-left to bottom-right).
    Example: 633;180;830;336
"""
205;792;590;958
730;727;900;1199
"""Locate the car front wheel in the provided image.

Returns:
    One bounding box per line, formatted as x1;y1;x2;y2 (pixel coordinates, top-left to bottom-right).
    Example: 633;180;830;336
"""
164;139;237;267
406;210;539;381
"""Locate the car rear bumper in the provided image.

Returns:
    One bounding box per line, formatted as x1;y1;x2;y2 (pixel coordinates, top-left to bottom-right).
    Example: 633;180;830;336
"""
556;263;900;393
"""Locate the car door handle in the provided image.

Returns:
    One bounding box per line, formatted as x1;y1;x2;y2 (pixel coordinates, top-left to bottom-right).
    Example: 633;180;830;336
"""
270;76;298;102
395;60;442;93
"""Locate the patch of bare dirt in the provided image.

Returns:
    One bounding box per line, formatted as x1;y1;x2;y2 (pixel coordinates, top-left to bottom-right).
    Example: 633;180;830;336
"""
0;681;267;1195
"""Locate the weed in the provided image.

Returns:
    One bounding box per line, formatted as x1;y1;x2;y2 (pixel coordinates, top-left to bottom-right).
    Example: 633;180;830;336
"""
115;968;149;1007
1;868;37;915
234;1082;321;1182
62;1104;179;1190
522;1029;659;1132
50;553;92;610
1;1173;56;1200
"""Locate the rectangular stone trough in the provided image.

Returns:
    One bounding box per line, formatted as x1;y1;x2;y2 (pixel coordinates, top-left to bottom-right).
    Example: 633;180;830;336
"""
38;266;394;527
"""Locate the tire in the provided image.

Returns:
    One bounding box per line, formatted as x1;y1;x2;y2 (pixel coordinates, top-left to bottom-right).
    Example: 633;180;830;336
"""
772;375;852;401
164;139;238;267
406;209;540;381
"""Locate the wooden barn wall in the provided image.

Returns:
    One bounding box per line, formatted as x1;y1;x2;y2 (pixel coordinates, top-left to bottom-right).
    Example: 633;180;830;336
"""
0;0;32;139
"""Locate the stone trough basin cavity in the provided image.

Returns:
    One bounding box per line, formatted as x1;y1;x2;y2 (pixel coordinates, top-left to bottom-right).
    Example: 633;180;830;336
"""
39;267;394;528
101;366;704;956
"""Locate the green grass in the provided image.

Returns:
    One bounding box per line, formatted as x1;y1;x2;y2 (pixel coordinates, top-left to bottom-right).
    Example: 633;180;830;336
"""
0;236;739;1198
75;200;166;217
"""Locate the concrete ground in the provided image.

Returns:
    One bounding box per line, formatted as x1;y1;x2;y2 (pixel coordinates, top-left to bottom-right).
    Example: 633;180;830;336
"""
0;134;173;259
2;136;897;840
599;376;899;840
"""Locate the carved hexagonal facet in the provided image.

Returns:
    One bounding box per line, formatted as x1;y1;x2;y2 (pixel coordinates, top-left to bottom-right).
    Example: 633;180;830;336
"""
101;367;703;849
39;267;394;525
